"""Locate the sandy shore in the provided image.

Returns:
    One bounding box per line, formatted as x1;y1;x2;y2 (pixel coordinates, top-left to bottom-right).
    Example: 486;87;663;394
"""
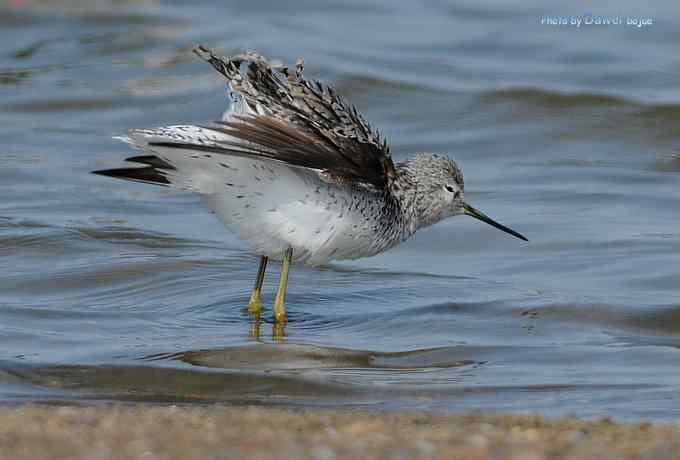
0;406;678;460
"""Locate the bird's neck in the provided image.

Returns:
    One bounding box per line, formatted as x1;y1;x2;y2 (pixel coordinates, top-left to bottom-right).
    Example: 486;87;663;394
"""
389;164;434;238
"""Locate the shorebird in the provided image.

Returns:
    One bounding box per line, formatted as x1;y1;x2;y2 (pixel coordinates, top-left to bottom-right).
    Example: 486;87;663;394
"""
94;45;527;324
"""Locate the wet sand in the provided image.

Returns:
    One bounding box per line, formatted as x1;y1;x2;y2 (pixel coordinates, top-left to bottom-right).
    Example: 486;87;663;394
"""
0;406;678;460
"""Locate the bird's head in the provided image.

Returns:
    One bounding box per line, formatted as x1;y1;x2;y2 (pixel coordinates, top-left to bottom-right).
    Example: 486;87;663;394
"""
404;153;527;241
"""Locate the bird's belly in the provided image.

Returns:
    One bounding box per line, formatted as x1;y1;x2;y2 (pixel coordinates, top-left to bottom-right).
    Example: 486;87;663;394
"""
203;177;389;265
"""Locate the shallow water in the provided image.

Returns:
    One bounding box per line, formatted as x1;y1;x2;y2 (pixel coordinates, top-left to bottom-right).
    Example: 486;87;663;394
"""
2;0;680;420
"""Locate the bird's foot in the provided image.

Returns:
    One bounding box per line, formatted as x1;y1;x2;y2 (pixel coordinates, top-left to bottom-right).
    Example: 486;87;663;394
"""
249;320;262;341
272;322;286;342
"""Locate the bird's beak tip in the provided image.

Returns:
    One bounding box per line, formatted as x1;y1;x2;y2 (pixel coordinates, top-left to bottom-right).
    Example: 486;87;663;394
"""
463;203;528;242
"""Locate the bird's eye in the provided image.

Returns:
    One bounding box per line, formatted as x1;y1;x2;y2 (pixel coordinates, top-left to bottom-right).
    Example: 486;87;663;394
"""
445;185;455;193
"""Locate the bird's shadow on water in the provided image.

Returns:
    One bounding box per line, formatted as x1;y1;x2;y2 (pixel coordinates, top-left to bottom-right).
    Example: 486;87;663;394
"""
173;343;481;371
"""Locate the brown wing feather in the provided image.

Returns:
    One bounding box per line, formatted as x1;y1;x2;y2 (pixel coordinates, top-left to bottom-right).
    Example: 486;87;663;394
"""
210;116;391;188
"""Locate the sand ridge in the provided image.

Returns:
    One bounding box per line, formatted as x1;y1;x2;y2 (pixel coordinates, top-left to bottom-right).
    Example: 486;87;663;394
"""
0;406;678;460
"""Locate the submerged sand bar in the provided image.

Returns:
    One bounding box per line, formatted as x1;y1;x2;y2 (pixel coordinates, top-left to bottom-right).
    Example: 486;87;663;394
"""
0;406;678;460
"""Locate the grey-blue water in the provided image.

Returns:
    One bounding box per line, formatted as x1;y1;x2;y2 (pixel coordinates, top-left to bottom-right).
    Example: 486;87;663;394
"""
2;0;680;421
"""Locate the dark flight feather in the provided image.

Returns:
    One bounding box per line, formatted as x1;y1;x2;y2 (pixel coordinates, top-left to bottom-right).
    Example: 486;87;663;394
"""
92;165;170;186
93;155;173;186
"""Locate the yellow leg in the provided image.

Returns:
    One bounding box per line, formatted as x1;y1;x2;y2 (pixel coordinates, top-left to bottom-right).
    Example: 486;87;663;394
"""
247;256;268;317
273;247;293;324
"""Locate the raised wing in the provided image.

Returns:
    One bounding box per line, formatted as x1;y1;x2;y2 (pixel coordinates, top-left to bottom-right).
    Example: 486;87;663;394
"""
190;45;395;189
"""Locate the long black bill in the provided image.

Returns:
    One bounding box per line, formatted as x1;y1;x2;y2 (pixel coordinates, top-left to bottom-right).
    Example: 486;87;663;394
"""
463;203;528;242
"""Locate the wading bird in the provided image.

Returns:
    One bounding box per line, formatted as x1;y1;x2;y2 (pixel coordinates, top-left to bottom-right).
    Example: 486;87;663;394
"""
94;46;527;324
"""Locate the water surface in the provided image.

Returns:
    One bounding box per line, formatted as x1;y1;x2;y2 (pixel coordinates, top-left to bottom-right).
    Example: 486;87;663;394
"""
2;0;680;420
